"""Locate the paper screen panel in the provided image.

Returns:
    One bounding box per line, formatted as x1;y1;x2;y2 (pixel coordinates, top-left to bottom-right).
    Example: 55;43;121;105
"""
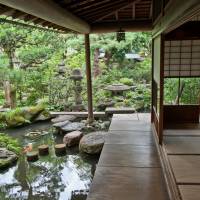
164;40;200;77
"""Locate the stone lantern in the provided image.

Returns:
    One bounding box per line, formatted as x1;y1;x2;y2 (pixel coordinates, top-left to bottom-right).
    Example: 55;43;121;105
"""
57;61;66;76
104;83;131;96
70;69;85;111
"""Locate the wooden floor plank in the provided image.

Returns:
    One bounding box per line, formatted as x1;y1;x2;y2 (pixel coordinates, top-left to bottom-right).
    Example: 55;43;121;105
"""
168;155;200;184
87;167;169;200
164;129;200;136
109;120;151;131
179;185;200;200
98;144;160;167
87;113;169;200
106;131;154;145
164;136;200;154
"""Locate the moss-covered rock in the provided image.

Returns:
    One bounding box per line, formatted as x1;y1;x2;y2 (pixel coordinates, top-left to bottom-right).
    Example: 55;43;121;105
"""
0;133;21;169
0;102;50;128
0;148;18;169
0;133;21;154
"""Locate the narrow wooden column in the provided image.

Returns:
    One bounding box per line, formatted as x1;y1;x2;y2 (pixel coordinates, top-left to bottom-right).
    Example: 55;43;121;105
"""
85;34;94;123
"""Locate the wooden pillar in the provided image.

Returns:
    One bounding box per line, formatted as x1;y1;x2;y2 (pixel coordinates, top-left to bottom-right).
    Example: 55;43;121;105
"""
85;34;94;123
151;39;154;123
159;34;165;145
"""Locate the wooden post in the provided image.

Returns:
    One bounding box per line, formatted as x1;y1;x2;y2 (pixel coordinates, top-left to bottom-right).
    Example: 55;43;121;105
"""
85;34;94;123
159;34;165;145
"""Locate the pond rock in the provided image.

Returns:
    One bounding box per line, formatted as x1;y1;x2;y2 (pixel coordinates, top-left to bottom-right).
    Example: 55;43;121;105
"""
4;104;46;128
53;120;70;129
100;121;111;130
0;148;18;169
61;122;85;132
97;101;115;111
63;131;83;147
79;131;107;154
51;115;76;123
34;110;52;122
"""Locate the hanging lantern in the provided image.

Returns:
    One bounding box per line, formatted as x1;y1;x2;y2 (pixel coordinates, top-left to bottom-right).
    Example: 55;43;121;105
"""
116;28;125;42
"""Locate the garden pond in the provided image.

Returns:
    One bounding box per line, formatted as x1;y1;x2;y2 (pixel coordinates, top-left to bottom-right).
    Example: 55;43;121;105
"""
0;121;99;200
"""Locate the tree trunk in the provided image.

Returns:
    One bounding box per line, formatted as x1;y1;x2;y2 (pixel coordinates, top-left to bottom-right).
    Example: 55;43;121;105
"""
93;48;101;78
104;51;112;69
3;81;12;108
175;81;185;105
3;50;17;108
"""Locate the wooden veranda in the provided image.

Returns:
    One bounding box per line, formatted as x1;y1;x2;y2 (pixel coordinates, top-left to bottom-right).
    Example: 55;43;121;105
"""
0;0;200;200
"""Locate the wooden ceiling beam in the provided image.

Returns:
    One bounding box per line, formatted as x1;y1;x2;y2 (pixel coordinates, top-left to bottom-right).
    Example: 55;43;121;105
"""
85;1;129;20
77;0;125;16
72;0;111;12
132;3;136;19
0;0;90;33
95;0;142;22
12;10;27;19
153;0;200;36
91;20;152;33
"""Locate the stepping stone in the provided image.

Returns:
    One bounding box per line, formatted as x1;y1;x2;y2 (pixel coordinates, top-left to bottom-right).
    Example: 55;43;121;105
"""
27;151;39;162
55;144;66;156
38;145;49;156
51;115;76;123
79;131;107;154
63;131;83;147
53;120;70;128
61;122;85;132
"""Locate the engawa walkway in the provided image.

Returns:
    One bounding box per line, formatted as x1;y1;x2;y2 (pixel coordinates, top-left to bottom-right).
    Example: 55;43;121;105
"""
87;113;169;200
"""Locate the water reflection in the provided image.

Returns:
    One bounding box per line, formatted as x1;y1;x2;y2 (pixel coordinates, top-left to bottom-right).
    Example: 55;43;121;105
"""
0;122;98;200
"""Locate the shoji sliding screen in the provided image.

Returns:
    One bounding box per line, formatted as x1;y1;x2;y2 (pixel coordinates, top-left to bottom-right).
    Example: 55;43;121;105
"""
164;40;200;78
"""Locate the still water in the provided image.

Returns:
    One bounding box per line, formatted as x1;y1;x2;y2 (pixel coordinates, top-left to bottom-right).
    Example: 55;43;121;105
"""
0;122;99;200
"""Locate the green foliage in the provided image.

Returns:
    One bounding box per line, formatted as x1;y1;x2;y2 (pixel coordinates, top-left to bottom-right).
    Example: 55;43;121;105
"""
0;133;21;154
164;78;200;104
0;22;153;112
119;78;133;86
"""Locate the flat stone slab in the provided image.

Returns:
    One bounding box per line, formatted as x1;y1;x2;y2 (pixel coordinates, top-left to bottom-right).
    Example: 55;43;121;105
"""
179;185;200;200
51;115;76;123
112;114;139;121
63;131;83;147
105;107;135;115
79;131;107;154
169;155;200;184
98;144;160;168
61;122;85;132
53;120;70;128
50;112;106;118
164;136;200;154
87;167;169;200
